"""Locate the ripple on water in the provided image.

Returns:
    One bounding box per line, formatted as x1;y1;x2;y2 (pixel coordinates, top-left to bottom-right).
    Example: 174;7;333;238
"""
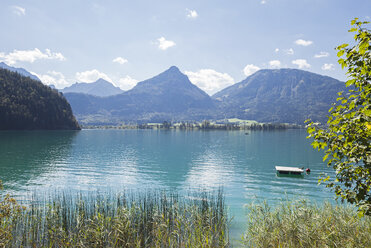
0;129;336;240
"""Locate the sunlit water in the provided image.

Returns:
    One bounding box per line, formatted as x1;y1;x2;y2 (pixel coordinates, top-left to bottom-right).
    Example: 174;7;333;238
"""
0;129;336;242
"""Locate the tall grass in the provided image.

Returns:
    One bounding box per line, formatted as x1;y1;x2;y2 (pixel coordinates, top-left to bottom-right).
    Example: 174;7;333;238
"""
3;188;370;248
1;190;229;247
242;200;371;248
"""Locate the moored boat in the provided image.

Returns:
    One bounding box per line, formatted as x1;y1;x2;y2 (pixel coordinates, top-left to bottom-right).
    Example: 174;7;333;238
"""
275;166;304;176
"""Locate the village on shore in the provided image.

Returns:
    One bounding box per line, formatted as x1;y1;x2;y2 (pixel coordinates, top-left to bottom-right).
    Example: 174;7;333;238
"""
82;118;303;130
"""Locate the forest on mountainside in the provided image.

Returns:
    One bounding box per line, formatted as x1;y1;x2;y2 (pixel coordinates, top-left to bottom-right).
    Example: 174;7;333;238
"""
0;68;80;130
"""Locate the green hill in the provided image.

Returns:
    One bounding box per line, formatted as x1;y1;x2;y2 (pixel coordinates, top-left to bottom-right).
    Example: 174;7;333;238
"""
0;68;80;130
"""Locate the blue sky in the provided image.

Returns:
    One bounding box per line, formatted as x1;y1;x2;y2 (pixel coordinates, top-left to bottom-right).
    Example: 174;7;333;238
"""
0;0;370;95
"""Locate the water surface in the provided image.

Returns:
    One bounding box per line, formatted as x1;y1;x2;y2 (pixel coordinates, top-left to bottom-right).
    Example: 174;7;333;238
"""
0;129;335;241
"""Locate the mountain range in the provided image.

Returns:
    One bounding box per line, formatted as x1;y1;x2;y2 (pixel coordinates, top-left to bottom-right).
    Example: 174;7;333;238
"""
213;68;346;124
0;62;347;126
65;66;216;124
63;66;346;125
60;78;124;97
0;62;123;97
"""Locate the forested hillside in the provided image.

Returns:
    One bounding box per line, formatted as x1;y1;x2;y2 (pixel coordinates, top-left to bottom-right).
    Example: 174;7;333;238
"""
0;68;80;130
213;69;347;124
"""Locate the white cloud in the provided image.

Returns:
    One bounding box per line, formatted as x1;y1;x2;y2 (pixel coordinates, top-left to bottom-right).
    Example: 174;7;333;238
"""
112;57;128;65
292;59;311;69
115;76;139;91
0;48;65;65
35;74;56;85
295;39;313;46
186;9;198;19
321;63;335;71
243;64;260;77
274;48;279;53
12;6;25;16
284;48;294;55
314;51;329;58
269;60;281;69
157;37;176;50
75;69;113;83
261;0;267;4
184;69;234;95
32;71;70;89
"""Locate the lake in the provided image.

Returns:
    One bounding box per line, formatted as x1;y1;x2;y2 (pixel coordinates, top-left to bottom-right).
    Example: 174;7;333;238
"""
0;129;335;241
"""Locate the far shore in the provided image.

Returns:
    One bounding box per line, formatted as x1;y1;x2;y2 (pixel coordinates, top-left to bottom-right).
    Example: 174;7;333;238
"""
80;119;303;131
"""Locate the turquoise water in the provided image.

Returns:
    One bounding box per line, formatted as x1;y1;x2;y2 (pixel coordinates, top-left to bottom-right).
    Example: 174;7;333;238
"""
0;129;335;241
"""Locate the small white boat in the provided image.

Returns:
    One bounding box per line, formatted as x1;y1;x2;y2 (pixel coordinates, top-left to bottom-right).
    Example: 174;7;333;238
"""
275;166;304;176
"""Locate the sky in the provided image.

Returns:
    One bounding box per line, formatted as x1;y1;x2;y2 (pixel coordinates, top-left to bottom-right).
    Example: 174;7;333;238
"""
0;0;370;95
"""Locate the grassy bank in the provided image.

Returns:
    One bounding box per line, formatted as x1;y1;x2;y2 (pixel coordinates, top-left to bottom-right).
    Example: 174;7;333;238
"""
1;190;370;247
243;200;371;248
1;191;228;247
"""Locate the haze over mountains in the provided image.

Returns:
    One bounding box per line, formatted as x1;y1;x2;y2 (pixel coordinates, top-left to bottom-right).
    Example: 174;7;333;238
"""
65;66;216;124
213;69;346;124
62;66;346;125
60;78;124;97
0;62;347;126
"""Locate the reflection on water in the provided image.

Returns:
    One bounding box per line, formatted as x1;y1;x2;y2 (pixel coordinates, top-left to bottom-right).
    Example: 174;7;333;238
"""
186;147;234;189
0;129;335;240
0;131;78;195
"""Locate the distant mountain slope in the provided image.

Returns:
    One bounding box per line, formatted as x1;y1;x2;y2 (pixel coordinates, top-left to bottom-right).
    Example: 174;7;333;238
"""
0;62;40;81
213;69;346;124
64;67;345;125
61;78;124;97
0;68;80;130
119;66;215;113
64;66;216;124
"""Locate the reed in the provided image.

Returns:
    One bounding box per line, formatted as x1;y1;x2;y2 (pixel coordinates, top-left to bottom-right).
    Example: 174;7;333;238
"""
3;186;370;248
242;199;371;248
1;190;229;248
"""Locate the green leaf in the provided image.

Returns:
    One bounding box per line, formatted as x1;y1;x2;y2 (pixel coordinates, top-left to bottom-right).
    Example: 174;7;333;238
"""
337;43;349;49
323;153;329;162
345;79;356;86
307;126;315;134
337;50;345;57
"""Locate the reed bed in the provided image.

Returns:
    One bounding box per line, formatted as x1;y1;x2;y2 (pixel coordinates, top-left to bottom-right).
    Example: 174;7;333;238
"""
242;200;371;248
3;187;370;248
1;190;229;248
